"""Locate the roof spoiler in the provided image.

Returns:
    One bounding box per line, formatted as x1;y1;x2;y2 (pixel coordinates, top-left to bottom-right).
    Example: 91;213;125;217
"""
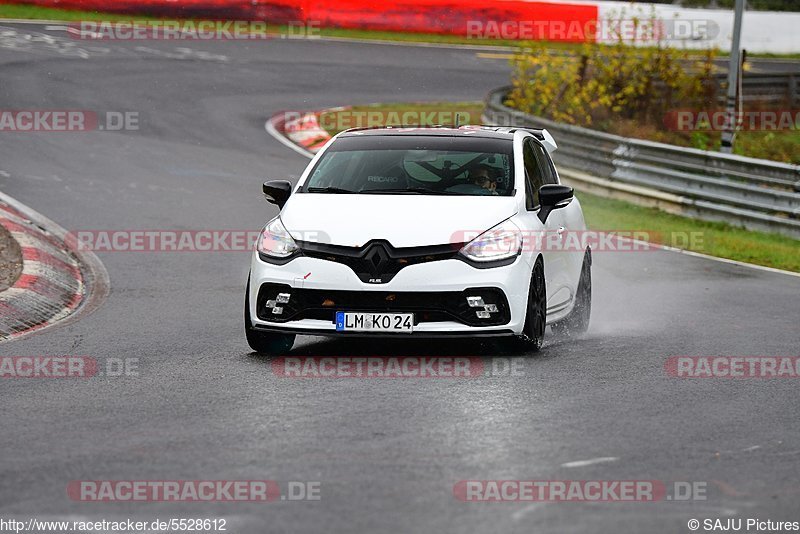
489;127;558;154
534;129;558;155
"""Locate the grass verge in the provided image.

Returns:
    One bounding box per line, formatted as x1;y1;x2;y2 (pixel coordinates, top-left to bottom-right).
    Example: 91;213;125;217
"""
579;191;800;273
0;4;157;21
591;116;800;165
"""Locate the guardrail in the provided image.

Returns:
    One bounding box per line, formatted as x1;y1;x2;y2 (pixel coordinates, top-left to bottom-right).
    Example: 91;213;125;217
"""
716;72;800;107
483;86;800;239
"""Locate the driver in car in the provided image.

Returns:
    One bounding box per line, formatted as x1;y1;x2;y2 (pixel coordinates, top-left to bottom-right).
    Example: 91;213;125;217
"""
468;164;497;194
445;164;498;195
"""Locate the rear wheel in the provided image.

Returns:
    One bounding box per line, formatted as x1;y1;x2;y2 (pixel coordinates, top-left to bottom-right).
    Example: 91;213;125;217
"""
245;278;295;354
515;257;546;351
552;249;592;336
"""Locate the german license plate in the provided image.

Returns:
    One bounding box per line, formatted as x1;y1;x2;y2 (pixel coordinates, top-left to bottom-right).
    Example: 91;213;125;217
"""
335;312;414;333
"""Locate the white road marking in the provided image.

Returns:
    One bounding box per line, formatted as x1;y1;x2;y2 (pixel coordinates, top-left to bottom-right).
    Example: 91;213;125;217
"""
718;444;765;455
0;24;98;58
133;45;228;62
560;457;619;468
511;502;548;522
66;26;103;39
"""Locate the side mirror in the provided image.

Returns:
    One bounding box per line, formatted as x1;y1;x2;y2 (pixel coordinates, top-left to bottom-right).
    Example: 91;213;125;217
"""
537;184;573;223
263;180;293;209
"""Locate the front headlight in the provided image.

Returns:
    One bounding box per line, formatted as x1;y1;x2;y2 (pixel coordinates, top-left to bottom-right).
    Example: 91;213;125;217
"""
459;219;522;263
257;217;298;258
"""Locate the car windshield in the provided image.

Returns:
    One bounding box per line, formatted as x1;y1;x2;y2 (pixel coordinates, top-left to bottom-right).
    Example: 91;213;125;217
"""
303;135;515;196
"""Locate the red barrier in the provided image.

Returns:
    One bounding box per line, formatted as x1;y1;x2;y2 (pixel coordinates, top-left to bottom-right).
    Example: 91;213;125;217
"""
4;0;598;41
305;0;597;39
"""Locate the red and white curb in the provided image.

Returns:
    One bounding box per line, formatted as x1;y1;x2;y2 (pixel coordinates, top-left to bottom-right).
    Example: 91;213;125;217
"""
265;109;336;159
0;193;108;342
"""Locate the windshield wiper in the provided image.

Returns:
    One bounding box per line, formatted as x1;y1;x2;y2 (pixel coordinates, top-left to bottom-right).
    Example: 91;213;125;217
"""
305;186;356;194
361;187;453;195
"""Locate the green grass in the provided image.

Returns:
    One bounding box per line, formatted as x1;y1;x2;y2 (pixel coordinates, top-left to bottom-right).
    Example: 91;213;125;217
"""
0;4;157;21
605;117;800;164
2;3;799;59
730;129;800;165
579;191;800;272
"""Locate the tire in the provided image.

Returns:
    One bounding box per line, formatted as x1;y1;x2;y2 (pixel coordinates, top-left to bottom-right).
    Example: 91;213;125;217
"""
552;249;592;337
515;256;547;351
245;277;295;355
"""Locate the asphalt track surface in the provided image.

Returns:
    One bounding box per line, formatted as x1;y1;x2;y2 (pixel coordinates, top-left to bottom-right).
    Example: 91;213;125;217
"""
1;23;799;533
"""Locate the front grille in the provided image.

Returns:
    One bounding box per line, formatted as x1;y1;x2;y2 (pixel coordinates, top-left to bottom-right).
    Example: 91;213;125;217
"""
297;240;461;284
256;284;511;327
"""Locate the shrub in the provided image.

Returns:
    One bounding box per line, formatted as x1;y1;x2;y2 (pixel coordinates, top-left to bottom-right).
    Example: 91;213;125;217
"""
506;13;718;129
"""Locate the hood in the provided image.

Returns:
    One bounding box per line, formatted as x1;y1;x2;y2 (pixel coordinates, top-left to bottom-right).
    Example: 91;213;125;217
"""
279;193;518;248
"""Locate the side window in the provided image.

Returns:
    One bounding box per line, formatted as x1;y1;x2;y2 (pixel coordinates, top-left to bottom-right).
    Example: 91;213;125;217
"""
523;141;543;209
531;142;558;185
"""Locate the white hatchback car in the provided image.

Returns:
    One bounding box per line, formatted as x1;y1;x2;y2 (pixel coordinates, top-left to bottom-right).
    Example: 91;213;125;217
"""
246;126;591;354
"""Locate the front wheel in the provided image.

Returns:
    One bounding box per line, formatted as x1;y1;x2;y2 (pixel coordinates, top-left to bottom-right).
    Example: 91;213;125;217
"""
552;249;592;337
245;278;295;355
514;257;546;352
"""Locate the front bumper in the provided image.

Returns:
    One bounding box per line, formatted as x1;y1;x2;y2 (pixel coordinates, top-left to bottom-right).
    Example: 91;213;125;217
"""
248;252;531;336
